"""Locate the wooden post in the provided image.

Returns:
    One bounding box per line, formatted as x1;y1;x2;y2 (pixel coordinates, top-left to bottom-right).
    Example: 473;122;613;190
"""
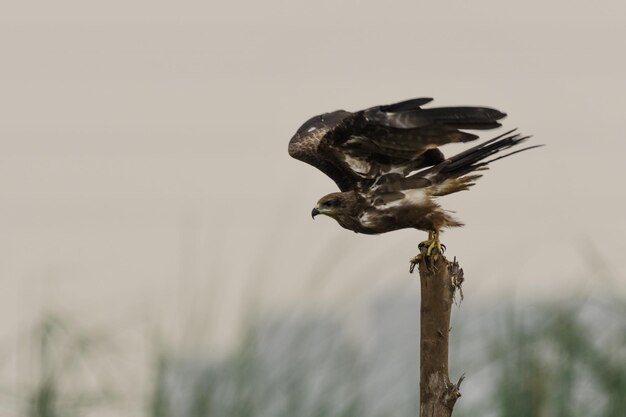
410;254;465;417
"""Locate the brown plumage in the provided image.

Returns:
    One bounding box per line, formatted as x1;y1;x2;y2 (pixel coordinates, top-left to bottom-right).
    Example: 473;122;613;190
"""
289;97;539;243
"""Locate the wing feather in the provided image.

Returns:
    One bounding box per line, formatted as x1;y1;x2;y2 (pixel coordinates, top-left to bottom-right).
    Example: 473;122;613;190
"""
288;98;507;191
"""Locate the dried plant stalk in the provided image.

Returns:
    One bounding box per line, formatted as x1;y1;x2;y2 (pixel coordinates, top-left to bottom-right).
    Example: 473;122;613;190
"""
411;254;464;417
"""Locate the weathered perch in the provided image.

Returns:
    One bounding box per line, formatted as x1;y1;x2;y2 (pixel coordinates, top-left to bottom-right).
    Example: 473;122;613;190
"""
410;253;465;417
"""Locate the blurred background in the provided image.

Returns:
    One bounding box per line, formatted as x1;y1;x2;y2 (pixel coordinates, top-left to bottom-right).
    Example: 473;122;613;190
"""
1;1;625;416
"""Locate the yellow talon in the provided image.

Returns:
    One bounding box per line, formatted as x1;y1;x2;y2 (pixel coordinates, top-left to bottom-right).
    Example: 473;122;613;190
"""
419;230;446;257
411;230;447;272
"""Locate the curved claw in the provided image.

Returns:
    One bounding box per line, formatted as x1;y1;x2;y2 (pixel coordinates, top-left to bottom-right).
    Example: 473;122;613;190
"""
418;231;446;257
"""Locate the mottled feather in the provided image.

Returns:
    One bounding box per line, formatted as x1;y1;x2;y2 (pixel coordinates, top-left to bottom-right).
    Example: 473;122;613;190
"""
288;98;506;191
288;98;538;235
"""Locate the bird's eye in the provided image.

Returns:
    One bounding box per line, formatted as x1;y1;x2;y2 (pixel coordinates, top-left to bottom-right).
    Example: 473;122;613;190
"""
325;200;336;207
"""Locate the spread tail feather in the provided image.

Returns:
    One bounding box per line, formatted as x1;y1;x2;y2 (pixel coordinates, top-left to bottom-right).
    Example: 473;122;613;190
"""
416;130;541;196
431;174;483;197
429;129;539;180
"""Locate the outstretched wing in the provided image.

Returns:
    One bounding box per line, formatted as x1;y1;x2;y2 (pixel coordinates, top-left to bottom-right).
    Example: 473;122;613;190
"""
288;97;506;191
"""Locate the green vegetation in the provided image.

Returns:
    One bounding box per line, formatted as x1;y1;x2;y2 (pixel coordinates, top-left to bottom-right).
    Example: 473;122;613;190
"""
10;297;626;417
18;314;117;417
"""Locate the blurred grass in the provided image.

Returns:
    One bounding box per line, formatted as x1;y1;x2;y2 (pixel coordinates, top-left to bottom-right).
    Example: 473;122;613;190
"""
21;314;118;417
493;301;626;417
145;297;624;417
11;297;626;417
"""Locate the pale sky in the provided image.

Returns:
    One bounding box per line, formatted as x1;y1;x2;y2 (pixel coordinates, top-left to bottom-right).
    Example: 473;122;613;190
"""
1;0;625;368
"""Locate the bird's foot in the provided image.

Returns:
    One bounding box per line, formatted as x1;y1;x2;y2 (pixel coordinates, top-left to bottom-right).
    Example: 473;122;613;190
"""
418;231;446;257
409;231;446;273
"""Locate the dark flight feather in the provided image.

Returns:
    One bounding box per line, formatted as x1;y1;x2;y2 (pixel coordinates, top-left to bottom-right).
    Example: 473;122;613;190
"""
424;129;530;179
378;97;434;112
288;97;507;192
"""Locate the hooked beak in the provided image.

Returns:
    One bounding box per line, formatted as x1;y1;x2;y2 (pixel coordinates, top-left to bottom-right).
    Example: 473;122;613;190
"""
311;207;320;219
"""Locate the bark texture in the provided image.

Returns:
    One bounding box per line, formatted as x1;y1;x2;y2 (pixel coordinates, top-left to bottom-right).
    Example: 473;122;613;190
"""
411;254;464;417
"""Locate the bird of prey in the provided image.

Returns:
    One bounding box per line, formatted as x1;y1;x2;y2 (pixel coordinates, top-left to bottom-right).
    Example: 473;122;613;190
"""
288;97;538;256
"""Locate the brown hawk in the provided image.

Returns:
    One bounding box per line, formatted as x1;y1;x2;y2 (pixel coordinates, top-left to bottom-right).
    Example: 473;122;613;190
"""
288;98;538;256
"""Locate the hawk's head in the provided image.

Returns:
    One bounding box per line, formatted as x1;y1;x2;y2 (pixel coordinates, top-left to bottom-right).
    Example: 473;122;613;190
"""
311;192;357;220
